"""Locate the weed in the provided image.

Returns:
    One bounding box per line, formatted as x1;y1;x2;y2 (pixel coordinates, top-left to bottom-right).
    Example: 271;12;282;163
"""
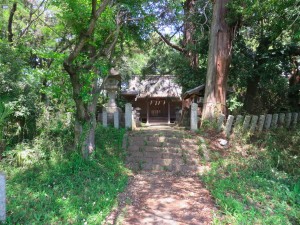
138;160;143;170
198;145;204;158
184;133;193;139
203;128;300;224
200;119;219;132
125;197;132;205
0;125;128;224
198;143;210;162
163;166;169;171
181;150;188;164
144;140;148;146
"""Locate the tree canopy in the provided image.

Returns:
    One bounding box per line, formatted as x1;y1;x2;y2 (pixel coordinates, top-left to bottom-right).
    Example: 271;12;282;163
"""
0;0;299;157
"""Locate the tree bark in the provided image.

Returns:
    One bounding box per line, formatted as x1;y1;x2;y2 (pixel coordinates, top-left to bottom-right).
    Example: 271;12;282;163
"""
202;0;235;121
153;0;199;69
243;36;271;113
243;73;261;113
288;56;300;109
63;0;111;158
8;2;17;43
64;59;100;158
183;0;199;69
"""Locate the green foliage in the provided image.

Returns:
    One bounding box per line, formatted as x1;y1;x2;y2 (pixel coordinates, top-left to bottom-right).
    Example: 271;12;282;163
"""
227;0;300;113
264;128;300;176
200;119;218;131
0;125;128;224
0;101;11;130
203;128;300;224
140;38;207;92
227;95;243;114
0;40;41;142
0;41;24;100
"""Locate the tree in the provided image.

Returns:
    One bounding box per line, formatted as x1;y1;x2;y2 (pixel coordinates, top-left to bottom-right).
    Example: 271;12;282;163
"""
138;0;211;92
201;0;236;120
61;0;114;158
228;0;300;113
150;0;211;69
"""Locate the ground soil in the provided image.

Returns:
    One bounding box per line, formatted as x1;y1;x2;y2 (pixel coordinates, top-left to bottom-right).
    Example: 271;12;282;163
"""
105;125;217;225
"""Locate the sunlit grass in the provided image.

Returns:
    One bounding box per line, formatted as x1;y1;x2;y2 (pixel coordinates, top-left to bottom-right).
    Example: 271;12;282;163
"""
202;128;300;224
0;126;128;224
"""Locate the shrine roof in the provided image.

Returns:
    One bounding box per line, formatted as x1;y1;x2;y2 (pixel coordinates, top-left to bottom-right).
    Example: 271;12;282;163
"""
121;75;182;98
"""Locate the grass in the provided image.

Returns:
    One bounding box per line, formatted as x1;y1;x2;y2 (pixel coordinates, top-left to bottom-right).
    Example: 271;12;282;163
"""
202;128;300;224
0;126;129;224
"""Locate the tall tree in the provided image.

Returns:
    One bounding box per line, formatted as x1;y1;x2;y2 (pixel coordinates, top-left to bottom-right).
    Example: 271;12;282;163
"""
228;0;300;113
140;0;212;91
62;0;114;158
201;0;236;120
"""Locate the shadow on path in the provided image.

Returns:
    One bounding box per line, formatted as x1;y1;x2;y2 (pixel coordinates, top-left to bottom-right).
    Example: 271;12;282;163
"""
105;126;216;225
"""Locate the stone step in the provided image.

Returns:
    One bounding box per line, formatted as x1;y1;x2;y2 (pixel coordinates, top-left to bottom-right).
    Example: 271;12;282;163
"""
127;162;200;173
130;131;187;137
129;134;199;141
128;141;198;149
125;129;203;174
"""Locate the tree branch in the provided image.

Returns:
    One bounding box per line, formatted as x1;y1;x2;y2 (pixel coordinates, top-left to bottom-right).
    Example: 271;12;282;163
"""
64;0;111;65
105;10;123;61
152;25;185;53
19;0;47;39
8;2;17;43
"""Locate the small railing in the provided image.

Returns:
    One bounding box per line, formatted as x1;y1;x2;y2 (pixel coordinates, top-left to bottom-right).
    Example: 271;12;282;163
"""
218;112;299;137
190;102;299;136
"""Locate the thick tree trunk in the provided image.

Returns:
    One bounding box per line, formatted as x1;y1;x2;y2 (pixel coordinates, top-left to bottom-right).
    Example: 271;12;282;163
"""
183;0;199;69
74;106;97;159
288;56;300;109
243;37;270;113
64;62;100;158
202;0;234;121
243;74;261;113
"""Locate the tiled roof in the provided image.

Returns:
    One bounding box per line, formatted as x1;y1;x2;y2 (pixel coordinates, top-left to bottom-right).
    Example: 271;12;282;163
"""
122;75;182;98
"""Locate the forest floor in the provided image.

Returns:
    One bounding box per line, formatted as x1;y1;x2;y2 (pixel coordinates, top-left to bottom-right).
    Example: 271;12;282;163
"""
104;125;217;225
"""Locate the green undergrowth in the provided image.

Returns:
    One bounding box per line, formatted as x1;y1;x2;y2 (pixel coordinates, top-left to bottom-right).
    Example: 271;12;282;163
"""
0;126;128;224
202;128;300;225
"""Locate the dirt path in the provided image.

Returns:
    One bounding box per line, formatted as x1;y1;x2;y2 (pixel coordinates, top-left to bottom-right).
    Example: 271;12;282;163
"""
105;126;216;225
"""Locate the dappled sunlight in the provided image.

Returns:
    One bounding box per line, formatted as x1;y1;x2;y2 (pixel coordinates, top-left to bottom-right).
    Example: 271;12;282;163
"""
107;173;215;225
0;126;128;224
202;128;300;224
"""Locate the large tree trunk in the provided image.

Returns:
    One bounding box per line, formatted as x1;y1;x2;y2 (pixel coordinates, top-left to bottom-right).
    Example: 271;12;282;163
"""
288;56;300;109
243;73;261;114
64;61;100;158
243;36;271;113
74;102;97;159
183;0;199;69
202;0;234;121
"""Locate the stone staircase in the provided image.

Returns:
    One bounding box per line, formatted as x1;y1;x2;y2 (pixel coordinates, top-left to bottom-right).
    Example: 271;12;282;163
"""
124;127;204;175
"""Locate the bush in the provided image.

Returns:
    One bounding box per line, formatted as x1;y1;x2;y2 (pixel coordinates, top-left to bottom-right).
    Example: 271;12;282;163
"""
202;127;300;224
0;125;128;224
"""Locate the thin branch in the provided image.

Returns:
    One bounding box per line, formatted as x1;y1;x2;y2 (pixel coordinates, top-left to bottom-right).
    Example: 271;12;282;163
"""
106;10;123;60
152;25;185;53
19;0;47;38
65;0;111;65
